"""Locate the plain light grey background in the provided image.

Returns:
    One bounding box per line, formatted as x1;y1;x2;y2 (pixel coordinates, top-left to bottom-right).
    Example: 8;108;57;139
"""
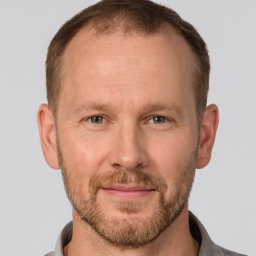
0;1;255;255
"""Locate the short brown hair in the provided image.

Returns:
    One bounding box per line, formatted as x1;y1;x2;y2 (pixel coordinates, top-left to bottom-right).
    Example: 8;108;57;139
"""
46;0;210;121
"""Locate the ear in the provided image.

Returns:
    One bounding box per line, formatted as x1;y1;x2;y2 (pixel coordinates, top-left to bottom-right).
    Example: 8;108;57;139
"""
37;104;60;169
196;104;219;169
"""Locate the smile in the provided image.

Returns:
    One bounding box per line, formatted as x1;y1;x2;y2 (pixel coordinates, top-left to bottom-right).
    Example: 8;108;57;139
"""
101;186;155;200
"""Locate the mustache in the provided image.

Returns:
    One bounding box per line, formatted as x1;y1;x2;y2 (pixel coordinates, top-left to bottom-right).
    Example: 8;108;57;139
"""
89;169;168;198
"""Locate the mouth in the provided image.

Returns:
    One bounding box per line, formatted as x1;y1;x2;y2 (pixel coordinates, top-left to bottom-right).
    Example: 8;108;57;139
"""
101;185;155;200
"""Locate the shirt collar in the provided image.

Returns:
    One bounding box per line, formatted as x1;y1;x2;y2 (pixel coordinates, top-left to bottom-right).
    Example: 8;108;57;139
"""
54;221;72;256
189;212;223;255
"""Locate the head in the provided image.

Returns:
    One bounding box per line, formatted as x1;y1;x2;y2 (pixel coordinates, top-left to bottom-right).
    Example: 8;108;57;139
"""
46;0;210;124
38;0;218;249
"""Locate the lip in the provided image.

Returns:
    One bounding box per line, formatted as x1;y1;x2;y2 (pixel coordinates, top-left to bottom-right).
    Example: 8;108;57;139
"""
101;186;155;200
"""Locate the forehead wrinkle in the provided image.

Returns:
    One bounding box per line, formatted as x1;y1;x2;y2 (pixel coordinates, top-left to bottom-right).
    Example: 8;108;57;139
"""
78;57;146;78
94;69;144;77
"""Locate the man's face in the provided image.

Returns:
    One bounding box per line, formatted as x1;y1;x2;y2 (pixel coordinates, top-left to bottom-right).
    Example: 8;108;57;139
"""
56;27;199;247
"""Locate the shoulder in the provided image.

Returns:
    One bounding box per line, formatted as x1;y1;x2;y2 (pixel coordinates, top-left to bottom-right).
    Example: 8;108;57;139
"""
189;212;247;256
45;252;55;256
44;221;72;256
218;246;247;256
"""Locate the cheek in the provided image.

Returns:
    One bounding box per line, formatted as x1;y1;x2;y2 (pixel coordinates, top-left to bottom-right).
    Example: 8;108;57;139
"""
148;136;197;203
59;135;109;200
58;130;110;178
148;132;197;181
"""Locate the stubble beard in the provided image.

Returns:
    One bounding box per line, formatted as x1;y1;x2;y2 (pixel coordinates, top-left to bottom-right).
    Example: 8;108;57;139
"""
57;139;197;248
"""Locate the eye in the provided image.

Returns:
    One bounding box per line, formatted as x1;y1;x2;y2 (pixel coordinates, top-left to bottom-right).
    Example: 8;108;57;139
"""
149;116;169;124
88;116;105;124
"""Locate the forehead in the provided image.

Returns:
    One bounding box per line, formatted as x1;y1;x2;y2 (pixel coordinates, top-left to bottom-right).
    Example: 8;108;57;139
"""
62;25;195;80
59;25;196;115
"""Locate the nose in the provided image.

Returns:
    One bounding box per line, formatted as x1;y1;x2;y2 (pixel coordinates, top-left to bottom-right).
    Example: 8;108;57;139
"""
110;123;148;171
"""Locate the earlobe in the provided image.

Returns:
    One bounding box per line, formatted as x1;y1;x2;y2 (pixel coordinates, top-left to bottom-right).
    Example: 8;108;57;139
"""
37;104;60;169
196;104;219;169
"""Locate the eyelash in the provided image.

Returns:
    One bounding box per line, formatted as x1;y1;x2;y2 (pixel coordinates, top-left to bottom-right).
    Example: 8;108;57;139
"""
85;115;107;124
148;115;171;124
83;115;171;125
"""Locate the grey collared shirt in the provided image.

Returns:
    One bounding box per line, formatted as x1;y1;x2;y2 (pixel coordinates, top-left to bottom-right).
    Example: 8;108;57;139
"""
45;212;246;256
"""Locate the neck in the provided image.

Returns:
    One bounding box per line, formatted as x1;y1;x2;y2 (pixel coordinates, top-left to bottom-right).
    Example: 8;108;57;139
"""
64;206;199;256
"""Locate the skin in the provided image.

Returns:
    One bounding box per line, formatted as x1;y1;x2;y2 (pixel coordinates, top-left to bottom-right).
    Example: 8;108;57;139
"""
37;25;218;256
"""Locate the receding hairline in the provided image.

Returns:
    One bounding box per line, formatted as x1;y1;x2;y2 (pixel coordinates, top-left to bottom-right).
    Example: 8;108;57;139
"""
62;21;196;65
58;22;199;107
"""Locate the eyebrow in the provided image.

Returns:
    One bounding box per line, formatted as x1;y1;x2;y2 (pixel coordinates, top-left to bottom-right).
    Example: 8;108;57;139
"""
72;102;184;117
138;103;183;115
72;103;112;114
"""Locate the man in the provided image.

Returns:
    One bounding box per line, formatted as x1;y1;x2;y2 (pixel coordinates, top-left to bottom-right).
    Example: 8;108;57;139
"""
37;0;246;255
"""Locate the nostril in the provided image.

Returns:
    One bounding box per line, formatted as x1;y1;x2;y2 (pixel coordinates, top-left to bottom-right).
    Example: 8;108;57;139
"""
113;163;122;169
135;162;144;169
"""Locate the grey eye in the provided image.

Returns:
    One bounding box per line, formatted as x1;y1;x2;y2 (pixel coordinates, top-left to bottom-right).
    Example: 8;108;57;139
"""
152;116;167;124
90;116;104;124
